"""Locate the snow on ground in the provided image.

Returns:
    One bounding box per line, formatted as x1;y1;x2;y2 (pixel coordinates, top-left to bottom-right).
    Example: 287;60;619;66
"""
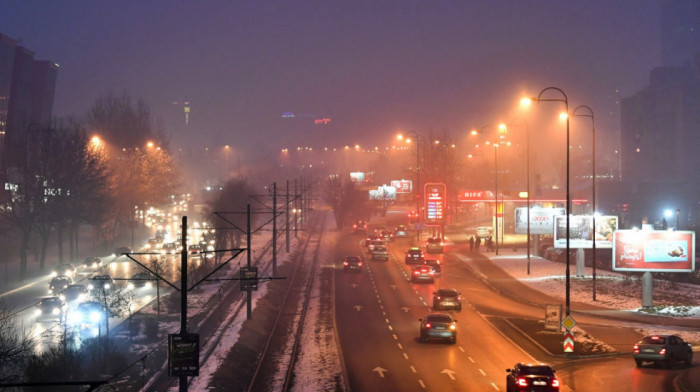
488;253;700;345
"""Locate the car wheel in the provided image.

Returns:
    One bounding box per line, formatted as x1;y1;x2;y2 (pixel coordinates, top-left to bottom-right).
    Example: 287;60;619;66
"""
419;333;426;343
456;306;462;311
449;337;456;345
635;359;643;367
684;352;692;367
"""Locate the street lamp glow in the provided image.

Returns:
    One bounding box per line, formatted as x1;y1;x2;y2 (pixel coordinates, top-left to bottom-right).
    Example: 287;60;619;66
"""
90;135;102;147
470;129;478;136
664;209;673;218
397;133;404;141
146;141;155;149
520;97;533;107
434;140;440;145
559;112;569;120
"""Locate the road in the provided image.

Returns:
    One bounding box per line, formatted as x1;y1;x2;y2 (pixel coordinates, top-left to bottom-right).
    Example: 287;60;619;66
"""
333;209;697;392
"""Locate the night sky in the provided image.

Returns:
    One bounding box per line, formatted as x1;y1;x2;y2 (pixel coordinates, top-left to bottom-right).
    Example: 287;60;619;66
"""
1;1;661;159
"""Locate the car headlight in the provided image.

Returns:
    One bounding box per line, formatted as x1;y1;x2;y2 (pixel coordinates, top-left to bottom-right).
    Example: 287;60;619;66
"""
48;289;53;294
69;312;82;324
104;283;111;290
127;283;134;290
59;294;66;301
89;311;101;323
66;271;72;277
87;284;94;290
51;271;57;277
34;308;42;316
52;307;60;315
145;282;152;289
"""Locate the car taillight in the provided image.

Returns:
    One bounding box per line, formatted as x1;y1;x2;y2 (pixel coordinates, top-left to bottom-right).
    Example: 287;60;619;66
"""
659;348;666;355
436;296;441;300
343;261;348;266
440;242;444;246
517;378;528;387
353;224;357;228
425;323;431;328
414;270;420;275
429;271;435;275
457;296;461;300
358;262;362;266
633;344;639;353
552;378;559;387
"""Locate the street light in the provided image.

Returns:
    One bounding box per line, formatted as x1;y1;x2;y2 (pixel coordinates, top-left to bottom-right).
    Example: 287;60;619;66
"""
523;87;572;316
503;118;531;274
397;131;425;240
473;125;502;254
572;105;597;301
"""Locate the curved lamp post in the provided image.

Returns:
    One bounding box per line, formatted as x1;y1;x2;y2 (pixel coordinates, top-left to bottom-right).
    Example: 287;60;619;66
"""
524;87;572;316
573;105;597;301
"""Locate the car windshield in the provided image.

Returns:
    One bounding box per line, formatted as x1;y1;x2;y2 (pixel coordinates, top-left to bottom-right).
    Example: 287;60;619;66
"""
520;366;554;376
437;289;458;297
427;238;440;243
346;256;360;262
427;315;452;323
641;336;667;344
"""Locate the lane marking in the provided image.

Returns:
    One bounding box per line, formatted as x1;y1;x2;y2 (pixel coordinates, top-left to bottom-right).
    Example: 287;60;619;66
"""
479;369;486;376
491;382;500;390
392;334;398;340
397;343;403;349
410;365;417;373
388;325;393;331
403;352;409;360
419;380;426;389
468;356;474;363
458;346;465;353
385;318;390;323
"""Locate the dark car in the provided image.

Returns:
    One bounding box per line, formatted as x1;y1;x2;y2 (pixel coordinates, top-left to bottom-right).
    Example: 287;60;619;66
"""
433;288;461;310
423;259;441;275
343;255;363;272
82;256;103;270
352;220;368;233
59;284;89;302
505;363;559;392
188;244;203;255
128;271;155;289
48;276;73;294
419;313;457;344
633;335;693;368
411;265;435;283
35;297;67;321
162;242;179;254
405;248;425;264
425;237;444;253
364;234;382;248
69;301;105;329
51;263;77;278
394;225;408;237
89;274;116;291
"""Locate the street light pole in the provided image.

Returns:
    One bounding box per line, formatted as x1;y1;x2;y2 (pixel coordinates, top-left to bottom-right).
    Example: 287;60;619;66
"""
573;105;597;301
532;87;571;316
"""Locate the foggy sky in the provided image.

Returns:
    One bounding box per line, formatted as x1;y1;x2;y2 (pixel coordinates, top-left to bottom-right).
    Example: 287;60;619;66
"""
1;1;661;159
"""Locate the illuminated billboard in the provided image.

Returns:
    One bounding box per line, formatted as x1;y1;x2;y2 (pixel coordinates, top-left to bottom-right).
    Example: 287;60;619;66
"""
456;190;491;201
349;172;365;182
554;215;618;249
369;185;397;200
514;207;566;235
424;183;446;224
613;230;695;272
390;179;413;193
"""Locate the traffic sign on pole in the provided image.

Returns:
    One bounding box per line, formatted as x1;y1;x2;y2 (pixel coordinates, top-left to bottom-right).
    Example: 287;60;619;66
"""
561;314;576;331
563;330;575;353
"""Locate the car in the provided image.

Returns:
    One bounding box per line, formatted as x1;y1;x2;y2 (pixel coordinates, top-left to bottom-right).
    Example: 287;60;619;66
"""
432;288;461;310
368;240;384;252
82;256;103;269
371;245;389;261
364;234;382;248
188;244;203;255
352;220;368;233
425;237;444;253
144;238;161;249
394;225;408;237
51;263;77;278
411;265;435;283
342;255;363;272
35;297;67;321
89;274;116;291
59;284;89;302
476;226;493;239
505;363;560;392
419;313;457;344
423;259;441;275
162;242;179;254
69;301;105;329
48;276;73;294
114;246;132;256
199;239;214;252
633;335;693;368
128;271;155;289
405;248;425;264
380;230;394;242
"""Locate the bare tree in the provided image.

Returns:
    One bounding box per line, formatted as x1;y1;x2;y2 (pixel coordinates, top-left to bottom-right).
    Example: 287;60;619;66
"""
323;175;367;229
0;301;35;383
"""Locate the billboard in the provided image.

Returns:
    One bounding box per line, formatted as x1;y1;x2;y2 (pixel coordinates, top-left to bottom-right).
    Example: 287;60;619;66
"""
369;185;397;200
554;215;618;249
349;172;365;182
424;183;446;224
457;190;491;201
390;179;413;193
514;207;566;235
613;230;695;272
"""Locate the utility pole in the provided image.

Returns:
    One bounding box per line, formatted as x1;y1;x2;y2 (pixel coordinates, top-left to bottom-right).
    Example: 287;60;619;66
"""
247;204;252;320
272;183;277;276
286;179;290;253
179;216;188;392
294;178;298;238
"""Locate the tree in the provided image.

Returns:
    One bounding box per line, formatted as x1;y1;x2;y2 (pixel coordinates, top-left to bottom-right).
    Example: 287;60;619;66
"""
323;175;367;229
208;177;259;253
0;301;35;383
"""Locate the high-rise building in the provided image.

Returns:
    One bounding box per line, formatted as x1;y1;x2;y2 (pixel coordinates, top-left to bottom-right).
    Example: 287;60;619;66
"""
0;34;16;142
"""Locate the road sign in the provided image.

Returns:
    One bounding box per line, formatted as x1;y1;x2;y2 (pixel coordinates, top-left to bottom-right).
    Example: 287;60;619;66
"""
561;315;576;330
168;333;200;377
563;331;575;353
240;267;258;291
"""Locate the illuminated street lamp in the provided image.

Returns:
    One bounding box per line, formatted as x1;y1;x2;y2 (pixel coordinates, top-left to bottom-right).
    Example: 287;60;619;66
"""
503;118;531;274
397;131;426;240
572;105;597;301
523;87;572;316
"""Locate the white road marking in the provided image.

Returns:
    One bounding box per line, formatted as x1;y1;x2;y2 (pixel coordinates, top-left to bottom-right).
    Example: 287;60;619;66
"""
388;325;393;331
385;318;390;323
397;343;403;349
372;367;388;378
419;380;426;388
458;346;465;352
403;352;409;360
392;334;398;340
468;356;474;363
410;365;417;373
479;369;486;376
422;301;427;306
491;382;500;390
441;369;456;380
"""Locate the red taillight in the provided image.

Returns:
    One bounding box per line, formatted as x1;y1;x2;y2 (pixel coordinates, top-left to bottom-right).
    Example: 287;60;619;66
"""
425;323;431;328
343;261;348;266
436;296;441;300
457;296;461;300
659;348;666;355
651;336;660;340
517;378;528;387
414;270;420;275
358;262;362;267
429;271;435;275
552;378;560;387
353;224;357;228
633;344;639;353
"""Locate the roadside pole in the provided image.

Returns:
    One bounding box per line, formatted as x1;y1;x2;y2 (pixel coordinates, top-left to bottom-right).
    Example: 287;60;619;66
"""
247;204;252;320
179;216;188;392
272;182;277;276
286;179;290;253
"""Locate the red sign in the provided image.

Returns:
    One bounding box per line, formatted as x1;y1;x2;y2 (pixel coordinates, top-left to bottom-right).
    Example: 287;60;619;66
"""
424;183;446;224
612;230;695;272
390;180;413;194
457;190;490;201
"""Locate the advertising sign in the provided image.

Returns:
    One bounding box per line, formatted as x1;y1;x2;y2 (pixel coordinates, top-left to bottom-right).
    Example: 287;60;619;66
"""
612;230;695;272
544;304;562;332
390;179;413;194
240;267;259;291
349;172;365;182
168;333;200;376
457;190;491;201
554;215;618;249
369;185;397;200
514;207;566;235
424;183;446;224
